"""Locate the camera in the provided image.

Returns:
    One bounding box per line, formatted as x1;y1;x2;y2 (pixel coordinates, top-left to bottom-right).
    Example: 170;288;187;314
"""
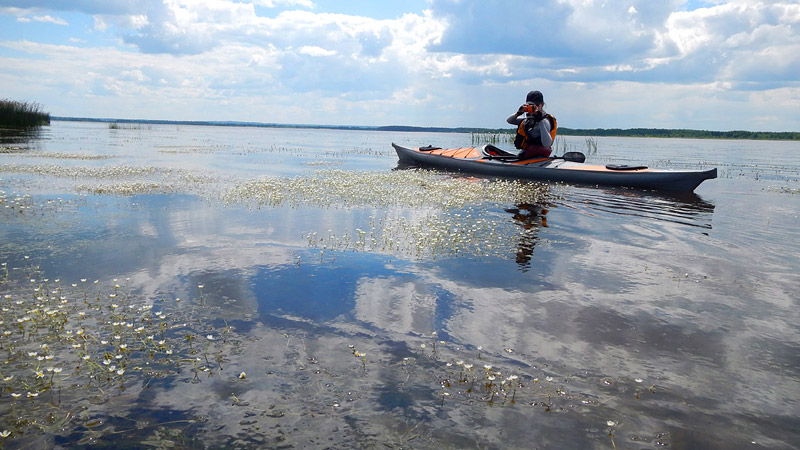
522;104;536;114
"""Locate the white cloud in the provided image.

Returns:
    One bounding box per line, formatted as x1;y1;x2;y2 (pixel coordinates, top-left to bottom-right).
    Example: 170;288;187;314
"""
0;0;798;130
253;0;313;7
32;14;67;25
298;45;336;57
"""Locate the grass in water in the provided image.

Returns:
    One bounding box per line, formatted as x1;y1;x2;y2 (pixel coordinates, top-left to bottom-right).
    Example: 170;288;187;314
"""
0;99;50;128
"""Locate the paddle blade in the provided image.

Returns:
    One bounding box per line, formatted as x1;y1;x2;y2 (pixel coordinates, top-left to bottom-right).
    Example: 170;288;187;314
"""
562;152;586;163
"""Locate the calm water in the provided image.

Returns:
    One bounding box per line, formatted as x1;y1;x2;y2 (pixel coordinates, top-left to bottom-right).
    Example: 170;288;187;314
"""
1;121;799;449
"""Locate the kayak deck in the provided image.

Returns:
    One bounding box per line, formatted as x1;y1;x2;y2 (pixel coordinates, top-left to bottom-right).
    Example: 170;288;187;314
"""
392;143;717;192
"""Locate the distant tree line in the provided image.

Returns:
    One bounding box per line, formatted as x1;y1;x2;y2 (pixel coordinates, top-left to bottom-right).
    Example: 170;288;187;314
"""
52;117;798;141
557;127;800;141
380;125;799;140
0;99;50;128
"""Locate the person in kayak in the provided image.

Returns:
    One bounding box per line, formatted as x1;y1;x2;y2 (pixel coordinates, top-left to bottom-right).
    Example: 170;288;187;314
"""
507;90;557;158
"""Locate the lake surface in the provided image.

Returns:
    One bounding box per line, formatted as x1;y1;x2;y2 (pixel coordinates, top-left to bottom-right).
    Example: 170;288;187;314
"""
1;120;799;449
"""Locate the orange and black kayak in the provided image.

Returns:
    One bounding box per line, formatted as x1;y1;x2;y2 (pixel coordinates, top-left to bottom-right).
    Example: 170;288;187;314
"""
392;143;717;192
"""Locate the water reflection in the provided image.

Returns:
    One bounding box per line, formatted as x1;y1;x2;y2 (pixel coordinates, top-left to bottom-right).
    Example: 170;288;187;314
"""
2;123;799;449
0;126;46;146
560;187;716;229
505;202;549;271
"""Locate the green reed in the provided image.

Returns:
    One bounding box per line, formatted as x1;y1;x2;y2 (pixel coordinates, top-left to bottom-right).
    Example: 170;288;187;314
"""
0;99;50;128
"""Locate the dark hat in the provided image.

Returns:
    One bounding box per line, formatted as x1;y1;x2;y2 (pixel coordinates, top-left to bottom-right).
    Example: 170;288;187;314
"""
526;90;544;104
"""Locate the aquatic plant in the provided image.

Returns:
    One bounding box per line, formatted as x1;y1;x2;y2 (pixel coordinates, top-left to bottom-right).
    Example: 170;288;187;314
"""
108;122;152;130
0;261;238;445
0;99;50;128
224;169;558;261
585;137;598;155
224;169;554;210
470;131;513;146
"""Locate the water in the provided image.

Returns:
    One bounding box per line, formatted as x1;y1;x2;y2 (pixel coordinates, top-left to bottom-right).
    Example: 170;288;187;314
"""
1;121;799;449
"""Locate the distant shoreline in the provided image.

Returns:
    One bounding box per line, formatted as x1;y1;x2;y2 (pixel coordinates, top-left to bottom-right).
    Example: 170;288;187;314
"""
52;116;800;141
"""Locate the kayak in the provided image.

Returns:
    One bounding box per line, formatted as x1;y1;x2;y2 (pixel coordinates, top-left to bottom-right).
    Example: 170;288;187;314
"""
392;143;717;192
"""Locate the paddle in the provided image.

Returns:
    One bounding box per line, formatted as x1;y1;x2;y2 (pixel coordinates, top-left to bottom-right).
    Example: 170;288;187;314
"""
556;152;586;163
482;143;585;163
486;151;586;163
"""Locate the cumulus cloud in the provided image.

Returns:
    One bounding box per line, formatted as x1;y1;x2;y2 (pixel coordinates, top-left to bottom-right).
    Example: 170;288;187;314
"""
253;0;312;7
0;0;798;129
0;0;145;15
428;0;800;88
427;0;675;62
31;14;67;24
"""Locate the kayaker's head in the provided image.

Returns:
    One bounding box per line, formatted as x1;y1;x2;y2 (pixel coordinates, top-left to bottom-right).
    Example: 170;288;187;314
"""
526;90;544;106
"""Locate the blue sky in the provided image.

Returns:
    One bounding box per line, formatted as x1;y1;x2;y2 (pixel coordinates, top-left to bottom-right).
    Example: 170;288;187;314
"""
1;0;798;131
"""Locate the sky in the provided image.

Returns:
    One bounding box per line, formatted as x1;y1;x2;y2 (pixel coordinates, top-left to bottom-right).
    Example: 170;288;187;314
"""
1;0;798;131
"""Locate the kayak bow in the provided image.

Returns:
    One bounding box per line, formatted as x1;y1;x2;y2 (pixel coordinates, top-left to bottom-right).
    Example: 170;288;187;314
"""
392;143;717;192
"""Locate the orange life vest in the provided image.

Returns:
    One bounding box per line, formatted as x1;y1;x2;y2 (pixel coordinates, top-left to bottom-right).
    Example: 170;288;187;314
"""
514;114;557;149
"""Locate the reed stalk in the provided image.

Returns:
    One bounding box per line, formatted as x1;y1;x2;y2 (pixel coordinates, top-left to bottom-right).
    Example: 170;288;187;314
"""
0;99;50;128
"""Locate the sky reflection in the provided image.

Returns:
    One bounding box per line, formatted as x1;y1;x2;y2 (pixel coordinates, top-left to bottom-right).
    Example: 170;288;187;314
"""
2;123;799;448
